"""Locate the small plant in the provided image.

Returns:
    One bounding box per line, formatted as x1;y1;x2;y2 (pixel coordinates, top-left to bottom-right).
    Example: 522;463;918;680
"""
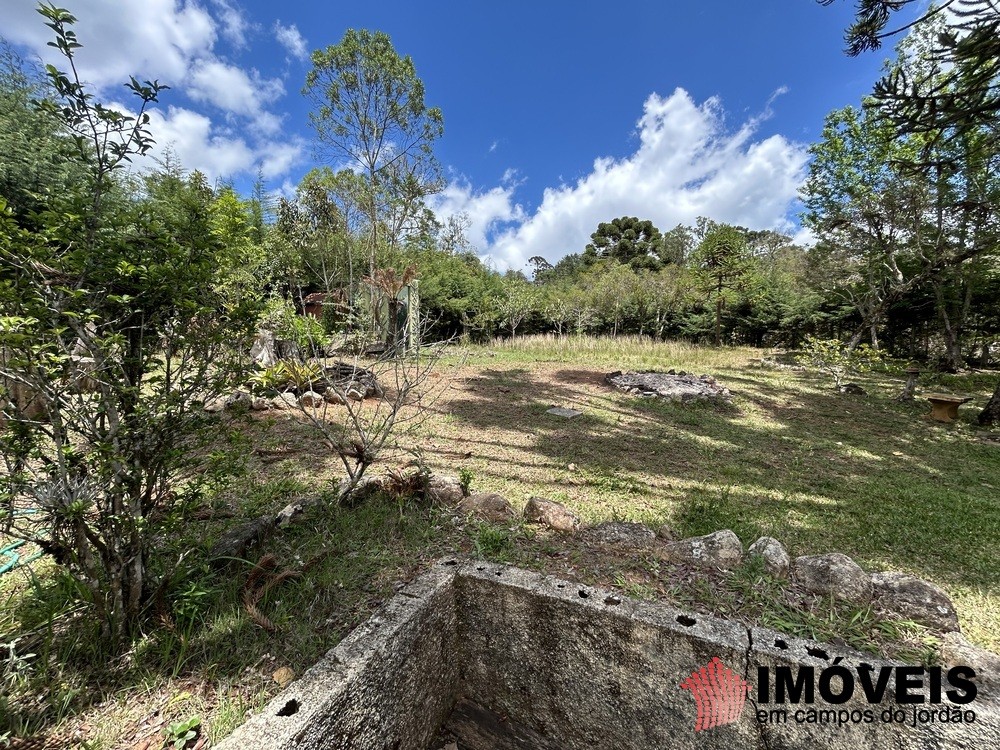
799;335;884;389
166;715;201;749
458;467;474;496
249;360;323;393
473;524;514;560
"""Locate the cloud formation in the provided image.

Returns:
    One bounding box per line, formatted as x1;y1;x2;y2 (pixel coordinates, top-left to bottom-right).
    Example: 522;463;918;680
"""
0;0;300;182
436;89;809;271
275;21;309;61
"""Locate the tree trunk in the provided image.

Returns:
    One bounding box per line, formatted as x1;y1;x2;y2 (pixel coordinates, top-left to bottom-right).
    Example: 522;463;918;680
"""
979;380;1000;426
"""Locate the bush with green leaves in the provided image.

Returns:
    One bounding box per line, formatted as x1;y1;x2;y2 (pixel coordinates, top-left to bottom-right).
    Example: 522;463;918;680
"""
260;296;328;354
0;7;254;647
799;335;885;388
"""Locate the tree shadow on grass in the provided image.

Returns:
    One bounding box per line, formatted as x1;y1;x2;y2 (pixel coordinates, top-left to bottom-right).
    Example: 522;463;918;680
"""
440;365;1000;597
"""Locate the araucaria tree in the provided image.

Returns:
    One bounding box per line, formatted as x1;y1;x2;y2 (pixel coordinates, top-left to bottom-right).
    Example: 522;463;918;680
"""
304;29;444;276
0;7;254;646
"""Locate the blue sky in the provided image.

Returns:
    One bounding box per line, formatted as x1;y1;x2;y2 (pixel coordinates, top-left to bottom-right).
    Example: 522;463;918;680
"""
0;1;921;270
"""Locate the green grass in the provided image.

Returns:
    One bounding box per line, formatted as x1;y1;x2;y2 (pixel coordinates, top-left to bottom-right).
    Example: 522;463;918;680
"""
2;334;999;746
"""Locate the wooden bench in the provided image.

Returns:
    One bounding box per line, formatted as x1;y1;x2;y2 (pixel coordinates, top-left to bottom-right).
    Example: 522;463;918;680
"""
925;393;973;422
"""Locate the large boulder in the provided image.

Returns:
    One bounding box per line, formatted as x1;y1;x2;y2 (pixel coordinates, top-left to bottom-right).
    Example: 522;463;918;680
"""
660;529;744;570
748;536;790;578
871;571;960;632
940;632;1000;694
523;497;580;532
791;552;873;605
457;492;516;523
582;521;655;550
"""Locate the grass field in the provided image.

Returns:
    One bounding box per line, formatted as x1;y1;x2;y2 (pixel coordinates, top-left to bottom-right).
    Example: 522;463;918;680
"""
2;335;998;747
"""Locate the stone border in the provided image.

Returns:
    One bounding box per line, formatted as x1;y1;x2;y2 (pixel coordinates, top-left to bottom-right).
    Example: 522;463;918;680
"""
216;559;1000;749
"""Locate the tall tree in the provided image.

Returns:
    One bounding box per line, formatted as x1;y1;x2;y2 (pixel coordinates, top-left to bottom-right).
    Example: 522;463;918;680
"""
304;29;444;276
691;224;752;346
583;216;664;270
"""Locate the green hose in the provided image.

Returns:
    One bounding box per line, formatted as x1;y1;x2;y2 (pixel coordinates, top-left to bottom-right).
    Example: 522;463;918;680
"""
0;508;45;576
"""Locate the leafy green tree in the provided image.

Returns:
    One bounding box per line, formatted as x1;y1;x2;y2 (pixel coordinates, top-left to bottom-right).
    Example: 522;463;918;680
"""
0;7;253;646
583;216;664;270
304;29;444;275
826;0;1000;145
691;224;752;346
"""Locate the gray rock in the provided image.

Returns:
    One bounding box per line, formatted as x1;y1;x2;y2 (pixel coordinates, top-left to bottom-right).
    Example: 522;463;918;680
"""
660;529;744;570
583;521;655;549
656;524;676;541
426;475;465;505
457;492;516;523
346;387;365;401
940;632;1000;694
225;390;252;411
204;396;226;413
324;388;347;405
871;571;960;632
523;497;580;532
209;516;274;565
299;390;324;409
748;536;790;578
792;552;873;605
252;397;273;411
270;392;299;410
276;501;305;528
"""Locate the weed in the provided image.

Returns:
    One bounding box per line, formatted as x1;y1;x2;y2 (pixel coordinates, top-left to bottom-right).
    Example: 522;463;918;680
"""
458;467;474;496
166;715;201;749
473;525;515;561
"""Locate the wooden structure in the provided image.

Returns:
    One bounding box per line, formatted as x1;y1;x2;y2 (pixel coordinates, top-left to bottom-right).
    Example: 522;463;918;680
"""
925;393;973;422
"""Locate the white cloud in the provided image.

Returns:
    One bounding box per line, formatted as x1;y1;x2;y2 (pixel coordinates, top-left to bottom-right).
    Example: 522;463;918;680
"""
0;0;217;89
429;181;525;255
119;104;304;184
435;88;809;271
275;20;308;61
210;0;251;48
187;59;284;130
0;1;302;181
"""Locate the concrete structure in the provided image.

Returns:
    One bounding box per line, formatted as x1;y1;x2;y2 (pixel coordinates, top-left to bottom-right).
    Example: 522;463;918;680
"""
216;560;1000;749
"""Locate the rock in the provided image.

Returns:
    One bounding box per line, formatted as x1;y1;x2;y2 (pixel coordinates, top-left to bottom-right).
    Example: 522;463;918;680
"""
606;371;731;403
275;501;305;528
66;355;98;393
656;525;676;541
251;397;273;411
299;390;324;409
272;666;295;688
660;529;744;570
840;382;867;395
209;516;274;565
792;552;872;605
339;476;385;506
346;387;365;401
426;475;464;505
583;521;655;549
871;571;959;632
225;390;252;411
270;392;299;410
250;327;277;367
324;388;347;405
523;497;580;532
457;492;516;523
204;397;226;413
940;632;1000;694
748;536;790;578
